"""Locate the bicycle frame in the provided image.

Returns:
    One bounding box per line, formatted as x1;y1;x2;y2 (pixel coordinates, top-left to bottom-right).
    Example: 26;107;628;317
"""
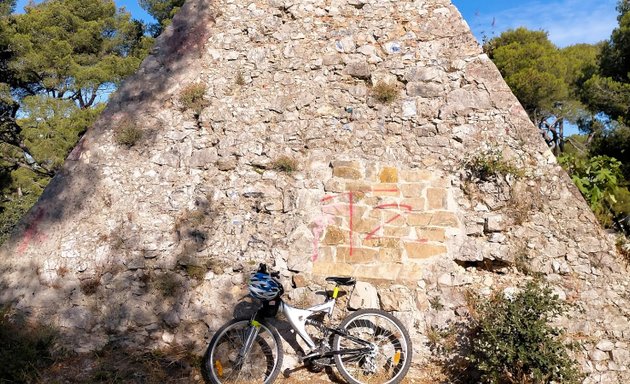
278;297;336;350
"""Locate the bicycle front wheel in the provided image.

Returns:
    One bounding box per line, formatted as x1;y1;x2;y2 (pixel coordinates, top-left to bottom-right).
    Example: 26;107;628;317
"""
333;309;412;384
202;318;283;384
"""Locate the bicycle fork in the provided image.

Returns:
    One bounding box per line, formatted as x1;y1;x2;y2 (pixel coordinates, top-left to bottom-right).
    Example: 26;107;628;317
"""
235;318;262;369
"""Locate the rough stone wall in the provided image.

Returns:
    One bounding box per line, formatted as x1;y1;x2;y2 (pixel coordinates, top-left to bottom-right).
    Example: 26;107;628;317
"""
310;162;462;280
0;0;629;381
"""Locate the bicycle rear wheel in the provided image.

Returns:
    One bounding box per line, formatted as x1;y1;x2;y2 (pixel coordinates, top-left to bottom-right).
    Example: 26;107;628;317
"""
202;318;283;384
333;309;412;384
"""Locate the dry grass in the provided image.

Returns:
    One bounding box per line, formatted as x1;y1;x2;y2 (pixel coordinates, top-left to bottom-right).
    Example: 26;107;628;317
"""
38;343;202;384
179;83;208;114
271;155;298;173
235;71;245;86
0;307;58;382
279;372;432;384
152;272;183;298
80;278;100;296
35;342;433;384
617;236;630;263
115;120;143;148
371;82;399;104
57;266;69;277
186;265;207;281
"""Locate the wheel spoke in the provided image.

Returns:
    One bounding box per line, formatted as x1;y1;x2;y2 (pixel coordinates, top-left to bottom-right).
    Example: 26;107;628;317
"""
333;310;411;384
203;320;282;384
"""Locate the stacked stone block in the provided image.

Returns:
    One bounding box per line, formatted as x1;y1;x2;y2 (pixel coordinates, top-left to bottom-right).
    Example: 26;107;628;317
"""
313;161;461;280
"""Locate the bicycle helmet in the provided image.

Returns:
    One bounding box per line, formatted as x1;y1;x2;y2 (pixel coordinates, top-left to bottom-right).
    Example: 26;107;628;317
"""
248;272;284;301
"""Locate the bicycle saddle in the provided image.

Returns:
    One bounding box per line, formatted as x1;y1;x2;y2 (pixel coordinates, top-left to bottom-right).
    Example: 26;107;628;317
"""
325;276;356;286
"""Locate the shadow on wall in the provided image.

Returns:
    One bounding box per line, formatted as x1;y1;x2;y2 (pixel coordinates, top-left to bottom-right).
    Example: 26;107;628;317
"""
0;0;225;375
1;0;215;253
0;304;204;383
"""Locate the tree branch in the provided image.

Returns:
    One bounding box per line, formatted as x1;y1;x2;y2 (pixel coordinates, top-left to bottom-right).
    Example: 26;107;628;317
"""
0;153;55;177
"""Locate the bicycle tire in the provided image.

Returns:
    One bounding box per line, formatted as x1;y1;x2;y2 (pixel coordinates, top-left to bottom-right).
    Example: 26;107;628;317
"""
333;309;412;384
202;318;284;384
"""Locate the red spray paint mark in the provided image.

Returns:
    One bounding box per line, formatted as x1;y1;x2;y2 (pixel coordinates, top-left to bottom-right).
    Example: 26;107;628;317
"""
349;192;354;257
311;214;335;262
317;192;356;257
364;203;412;240
313;187;430;259
18;208;47;254
371;188;399;193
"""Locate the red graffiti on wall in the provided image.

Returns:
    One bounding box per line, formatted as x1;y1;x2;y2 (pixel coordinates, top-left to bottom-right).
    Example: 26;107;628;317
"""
17;207;47;254
312;189;428;261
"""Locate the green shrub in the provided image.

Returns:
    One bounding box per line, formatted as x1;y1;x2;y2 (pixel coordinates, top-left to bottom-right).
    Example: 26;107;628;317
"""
371;82;398;104
467;282;581;384
466;150;524;181
179;83;208;115
559;154;630;230
271;155;298;173
115;121;143;148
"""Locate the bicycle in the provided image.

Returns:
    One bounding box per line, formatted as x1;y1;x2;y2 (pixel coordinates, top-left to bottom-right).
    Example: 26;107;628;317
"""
201;263;412;384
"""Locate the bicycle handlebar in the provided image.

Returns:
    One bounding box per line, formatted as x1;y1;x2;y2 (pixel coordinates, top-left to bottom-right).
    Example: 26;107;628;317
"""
258;263;280;278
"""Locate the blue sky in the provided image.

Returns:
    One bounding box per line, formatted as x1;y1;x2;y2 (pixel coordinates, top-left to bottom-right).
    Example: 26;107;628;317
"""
16;0;619;47
451;0;619;47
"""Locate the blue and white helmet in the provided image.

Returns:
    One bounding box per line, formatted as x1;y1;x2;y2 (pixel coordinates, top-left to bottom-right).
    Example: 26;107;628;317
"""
248;272;283;301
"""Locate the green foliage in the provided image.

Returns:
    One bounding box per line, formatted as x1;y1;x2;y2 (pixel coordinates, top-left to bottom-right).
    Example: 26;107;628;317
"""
485;28;604;154
19;96;104;170
0;0;15;16
589;124;630;180
582;75;630;125
371;82;399;104
0;167;48;243
179;83;208;115
559;154;630;227
8;0;150;105
600;1;630;84
0;0;154;245
485;28;568;113
466;150;523;181
139;0;185;35
0;306;58;382
467;282;581;384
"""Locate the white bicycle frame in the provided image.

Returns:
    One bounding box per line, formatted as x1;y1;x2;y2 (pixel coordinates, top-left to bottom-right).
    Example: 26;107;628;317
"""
277;297;336;350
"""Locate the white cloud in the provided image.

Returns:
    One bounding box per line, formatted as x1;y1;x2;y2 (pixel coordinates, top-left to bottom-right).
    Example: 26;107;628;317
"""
470;0;619;47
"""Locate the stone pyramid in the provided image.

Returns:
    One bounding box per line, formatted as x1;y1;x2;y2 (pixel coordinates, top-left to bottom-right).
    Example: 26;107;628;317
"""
1;0;628;380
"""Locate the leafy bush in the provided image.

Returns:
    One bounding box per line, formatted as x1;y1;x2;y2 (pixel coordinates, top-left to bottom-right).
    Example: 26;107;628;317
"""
179;83;208;115
467;282;581;384
559;154;630;230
